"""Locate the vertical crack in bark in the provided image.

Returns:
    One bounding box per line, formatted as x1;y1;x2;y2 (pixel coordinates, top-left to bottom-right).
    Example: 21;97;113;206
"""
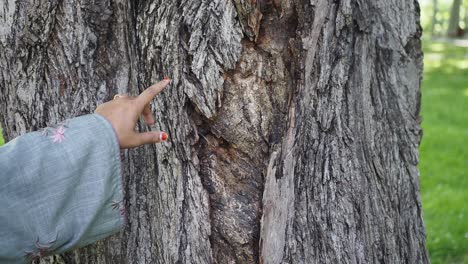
193;1;299;263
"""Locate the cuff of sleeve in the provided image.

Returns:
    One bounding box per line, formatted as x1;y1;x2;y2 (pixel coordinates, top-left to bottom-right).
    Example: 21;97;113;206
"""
51;113;126;251
0;113;127;263
92;114;127;226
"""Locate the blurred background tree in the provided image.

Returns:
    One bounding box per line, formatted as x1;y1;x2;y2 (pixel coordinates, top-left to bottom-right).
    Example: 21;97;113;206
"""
422;0;468;37
447;0;463;36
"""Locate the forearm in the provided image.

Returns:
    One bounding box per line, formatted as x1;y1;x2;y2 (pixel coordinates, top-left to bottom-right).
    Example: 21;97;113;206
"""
0;114;125;263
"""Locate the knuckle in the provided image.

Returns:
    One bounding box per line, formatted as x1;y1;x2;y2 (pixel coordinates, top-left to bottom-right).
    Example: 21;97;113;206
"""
154;133;161;142
148;88;158;97
127;100;140;109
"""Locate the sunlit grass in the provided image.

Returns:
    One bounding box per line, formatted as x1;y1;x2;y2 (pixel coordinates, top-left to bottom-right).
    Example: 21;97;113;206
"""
423;41;468;57
420;39;468;264
463;89;468;97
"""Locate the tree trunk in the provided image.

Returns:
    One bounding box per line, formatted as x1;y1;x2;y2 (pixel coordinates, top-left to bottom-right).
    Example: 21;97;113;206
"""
465;6;468;35
431;0;439;36
0;0;429;263
447;0;462;37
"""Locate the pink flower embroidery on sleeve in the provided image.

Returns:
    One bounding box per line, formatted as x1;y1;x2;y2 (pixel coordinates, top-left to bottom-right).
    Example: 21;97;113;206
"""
51;126;66;143
111;200;126;216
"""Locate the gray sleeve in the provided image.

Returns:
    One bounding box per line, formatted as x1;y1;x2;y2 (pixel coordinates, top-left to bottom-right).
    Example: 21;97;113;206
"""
0;114;126;264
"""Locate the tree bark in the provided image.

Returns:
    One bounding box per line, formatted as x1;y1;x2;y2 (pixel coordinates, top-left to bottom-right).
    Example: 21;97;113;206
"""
447;0;462;37
0;0;429;263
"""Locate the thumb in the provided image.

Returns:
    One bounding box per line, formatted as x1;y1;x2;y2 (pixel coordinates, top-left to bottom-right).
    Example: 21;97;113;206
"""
135;131;169;145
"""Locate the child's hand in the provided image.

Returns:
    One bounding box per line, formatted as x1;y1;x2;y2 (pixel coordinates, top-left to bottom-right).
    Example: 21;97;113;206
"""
95;78;170;149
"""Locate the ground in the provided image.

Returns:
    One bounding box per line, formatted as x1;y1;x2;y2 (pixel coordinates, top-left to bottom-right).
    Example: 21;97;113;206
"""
420;38;468;264
0;38;466;263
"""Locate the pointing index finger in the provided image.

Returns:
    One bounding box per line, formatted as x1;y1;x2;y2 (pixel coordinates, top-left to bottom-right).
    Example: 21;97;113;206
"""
136;78;170;106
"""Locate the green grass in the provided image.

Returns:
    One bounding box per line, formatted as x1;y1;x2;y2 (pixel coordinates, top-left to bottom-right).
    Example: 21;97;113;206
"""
0;127;3;146
420;39;468;264
0;40;466;263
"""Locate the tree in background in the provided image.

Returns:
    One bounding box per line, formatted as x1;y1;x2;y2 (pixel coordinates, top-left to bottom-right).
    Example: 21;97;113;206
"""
421;0;468;37
465;5;468;31
431;0;440;36
447;0;463;36
0;0;429;263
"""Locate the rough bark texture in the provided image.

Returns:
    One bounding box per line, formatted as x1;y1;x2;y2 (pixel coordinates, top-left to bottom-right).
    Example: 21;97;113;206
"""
0;0;429;263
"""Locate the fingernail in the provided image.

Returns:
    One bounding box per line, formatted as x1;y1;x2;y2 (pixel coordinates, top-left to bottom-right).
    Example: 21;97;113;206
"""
163;77;171;85
160;132;168;141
